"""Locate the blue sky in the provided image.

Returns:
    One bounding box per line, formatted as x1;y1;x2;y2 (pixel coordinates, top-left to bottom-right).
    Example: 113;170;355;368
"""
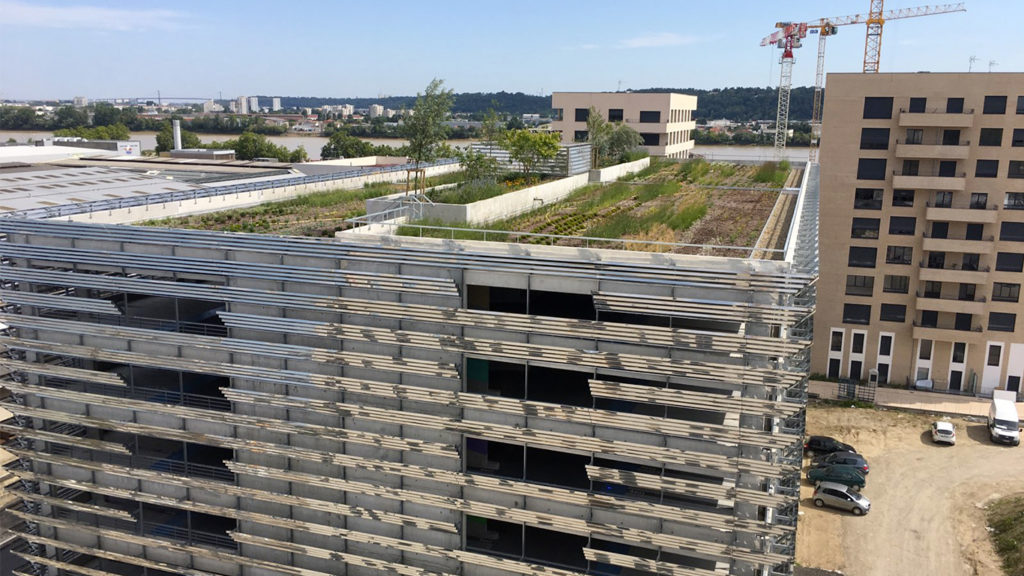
0;0;1015;100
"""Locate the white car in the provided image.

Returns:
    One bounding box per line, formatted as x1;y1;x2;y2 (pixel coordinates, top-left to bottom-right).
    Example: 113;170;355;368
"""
931;420;956;445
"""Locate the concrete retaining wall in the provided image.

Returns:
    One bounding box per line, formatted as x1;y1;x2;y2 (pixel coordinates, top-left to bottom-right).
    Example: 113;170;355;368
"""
418;173;591;225
588;157;650;183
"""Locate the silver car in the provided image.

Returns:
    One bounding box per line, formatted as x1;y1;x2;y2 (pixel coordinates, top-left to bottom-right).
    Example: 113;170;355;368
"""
812;481;871;515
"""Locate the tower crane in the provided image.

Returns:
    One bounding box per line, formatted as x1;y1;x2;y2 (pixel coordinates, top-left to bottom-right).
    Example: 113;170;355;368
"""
760;2;966;161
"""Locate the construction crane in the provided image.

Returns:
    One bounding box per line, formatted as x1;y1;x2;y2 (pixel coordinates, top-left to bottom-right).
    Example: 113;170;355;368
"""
760;2;966;161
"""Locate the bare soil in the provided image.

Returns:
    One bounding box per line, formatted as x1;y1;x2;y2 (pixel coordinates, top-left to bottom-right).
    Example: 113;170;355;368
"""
798;405;1024;576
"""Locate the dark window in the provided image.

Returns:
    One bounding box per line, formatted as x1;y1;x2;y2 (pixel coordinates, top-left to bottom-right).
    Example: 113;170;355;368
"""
639;133;659;146
939;161;957;177
607;108;623;122
995;252;1024;272
989;312;1017;332
843;304;871;325
983;95;1007;114
573;130;588;142
639;111;661;123
879;335;893;356
942;130;961;145
905;128;923;144
980;128;1003;146
1018;96;1024;114
959;283;976;301
920;339;934;359
848;246;877;268
854;188;883;210
993;283;1020;303
923;281;942;298
857;158;887;180
846;275;874;296
1013;129;1024;147
552;108;563;121
920;310;938;328
970;193;988;209
830;331;843;352
889;216;916;236
880;304;906;323
1005;193;1024;210
885;245;913;265
962;253;980;270
988;344;1002;366
902;159;920;176
976;160;998;178
892;189;914;207
954;313;970;332
852;217;881;239
927;251;946;269
827;358;841;378
1001;222;1024;242
574;108;589;122
965;223;983;241
909;97;926;113
883;275;909;293
860;128;890;150
1010;161;1024;179
863;97;894;119
953;342;967;363
934;192;952;209
946;98;964;113
852;332;865;354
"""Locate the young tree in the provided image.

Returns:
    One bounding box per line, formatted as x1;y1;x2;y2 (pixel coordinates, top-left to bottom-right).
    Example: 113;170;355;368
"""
457;148;500;184
402;78;455;191
500;129;560;180
321;130;374;159
585;106;613;168
606;123;644;163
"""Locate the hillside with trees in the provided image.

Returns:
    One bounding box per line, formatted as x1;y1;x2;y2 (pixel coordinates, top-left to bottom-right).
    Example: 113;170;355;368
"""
636;86;816;122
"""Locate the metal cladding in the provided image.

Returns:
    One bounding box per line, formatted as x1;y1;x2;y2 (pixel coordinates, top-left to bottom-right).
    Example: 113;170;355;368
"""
0;218;812;576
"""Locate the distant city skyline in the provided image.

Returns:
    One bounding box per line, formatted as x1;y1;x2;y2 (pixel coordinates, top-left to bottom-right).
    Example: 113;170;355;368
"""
0;0;1014;100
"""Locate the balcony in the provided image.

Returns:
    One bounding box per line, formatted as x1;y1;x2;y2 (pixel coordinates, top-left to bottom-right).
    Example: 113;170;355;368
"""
918;263;989;284
892;169;966;191
922;233;995;254
925;204;999;223
898;108;975;128
915;293;986;315
912;319;983;342
895;141;971;160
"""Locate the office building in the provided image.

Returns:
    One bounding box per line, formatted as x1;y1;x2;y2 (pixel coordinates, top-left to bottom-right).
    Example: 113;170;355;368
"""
550;92;697;159
814;72;1024;395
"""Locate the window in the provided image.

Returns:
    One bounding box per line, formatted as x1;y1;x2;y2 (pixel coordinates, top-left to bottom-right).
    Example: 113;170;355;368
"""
953;342;967;363
989;312;1017;332
1018;96;1024;114
983;95;1007;114
927;252;946;269
863;97;894;119
889;216;916;236
857;158;887;180
943;130;961;145
966;223;984;241
639;111;660;123
970;193;988;209
851;217;881;239
1013;129;1024;147
946;98;964;113
909;97;926;113
923;281;942;298
993;283;1020;303
902;159;919;176
1001;222;1024;242
830;331;844;352
892;189;915;207
885;246;913;265
860;128;890;150
574;108;589;122
976;160;998;178
883;275;909;293
846;275;874;296
608;108;623;122
1009;161;1024;179
844;304;871;325
905;128;923;144
920;310;939;328
962;253;980;271
639;133;659;146
939;161;957;177
933;192;952;209
879;335;893;356
574;130;589;142
959;283;976;301
848;246;877;268
988;344;1002;367
1005;192;1024;210
553;108;564;121
852;332;865;354
880;304;906;323
996;252;1024;272
854;188;883;210
980;128;1003;146
920;339;933;360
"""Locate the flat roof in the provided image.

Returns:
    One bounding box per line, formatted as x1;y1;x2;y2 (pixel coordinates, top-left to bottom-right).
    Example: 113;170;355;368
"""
0;166;201;214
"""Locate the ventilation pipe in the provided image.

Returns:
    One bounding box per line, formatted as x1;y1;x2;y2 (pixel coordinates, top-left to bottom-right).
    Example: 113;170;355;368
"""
172;119;182;151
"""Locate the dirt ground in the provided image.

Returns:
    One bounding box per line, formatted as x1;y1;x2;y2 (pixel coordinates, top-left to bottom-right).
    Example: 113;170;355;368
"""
798;405;1024;575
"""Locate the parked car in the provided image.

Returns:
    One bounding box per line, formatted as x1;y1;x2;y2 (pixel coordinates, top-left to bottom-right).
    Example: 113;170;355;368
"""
807;465;866;490
930;420;956;445
812;481;871;515
811;450;869;474
803;435;855;456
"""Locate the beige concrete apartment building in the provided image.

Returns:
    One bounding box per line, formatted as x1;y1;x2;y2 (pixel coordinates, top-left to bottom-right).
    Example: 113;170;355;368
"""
550;92;697;158
814;72;1024;397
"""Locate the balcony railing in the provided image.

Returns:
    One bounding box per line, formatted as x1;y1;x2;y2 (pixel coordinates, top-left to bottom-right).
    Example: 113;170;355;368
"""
926;201;996;211
918;261;989;272
915;291;986;303
893;169;966;178
896;138;971;146
923;232;994;242
899;107;975;114
912;320;982;332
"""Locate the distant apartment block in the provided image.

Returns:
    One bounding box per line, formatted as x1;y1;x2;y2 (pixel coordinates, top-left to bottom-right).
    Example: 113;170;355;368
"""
202;100;224;113
550;92;697;159
814;72;1024;396
72;96;88;108
235;96;249;115
369;104;385;119
248;97;260;113
271;97;282;111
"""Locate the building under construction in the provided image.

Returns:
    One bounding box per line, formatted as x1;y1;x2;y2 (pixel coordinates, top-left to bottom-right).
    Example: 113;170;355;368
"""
0;167;817;576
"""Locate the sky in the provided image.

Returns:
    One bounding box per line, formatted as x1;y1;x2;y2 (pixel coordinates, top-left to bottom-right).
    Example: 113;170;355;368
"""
0;0;1017;101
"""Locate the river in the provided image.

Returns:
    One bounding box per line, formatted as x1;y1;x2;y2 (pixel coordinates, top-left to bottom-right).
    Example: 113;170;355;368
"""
1;130;809;163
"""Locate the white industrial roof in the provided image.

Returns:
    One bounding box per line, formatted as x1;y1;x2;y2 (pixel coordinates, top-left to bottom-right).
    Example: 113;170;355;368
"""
0;144;114;163
0;166;201;213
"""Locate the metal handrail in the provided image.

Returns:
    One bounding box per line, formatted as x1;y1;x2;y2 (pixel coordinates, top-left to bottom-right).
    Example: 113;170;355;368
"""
896;138;971;146
899;107;975;114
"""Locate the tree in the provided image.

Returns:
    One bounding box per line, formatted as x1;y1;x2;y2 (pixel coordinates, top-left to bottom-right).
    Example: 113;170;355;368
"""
321;130;374;159
52;106;89;130
456;148;500;184
0;106;40;130
288;146;309;163
605;123;644;163
500;129;560;180
55;123;131;140
402;78;455;191
91;102;121;127
585;107;613;168
480;103;505;144
155;121;202;153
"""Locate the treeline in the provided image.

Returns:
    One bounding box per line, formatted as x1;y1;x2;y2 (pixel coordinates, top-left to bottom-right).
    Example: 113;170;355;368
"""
694;122;813;146
0;103;287;135
271;91;551;117
633;86;817;122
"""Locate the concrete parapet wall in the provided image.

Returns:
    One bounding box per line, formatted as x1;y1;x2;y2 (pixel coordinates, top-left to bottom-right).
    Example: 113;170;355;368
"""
588;157;650;183
418;173;590;225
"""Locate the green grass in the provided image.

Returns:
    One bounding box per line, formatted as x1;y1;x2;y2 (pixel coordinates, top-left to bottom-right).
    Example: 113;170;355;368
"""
987;494;1024;576
428;181;506;204
395;218;513;241
620;158;675;181
752;160;791;187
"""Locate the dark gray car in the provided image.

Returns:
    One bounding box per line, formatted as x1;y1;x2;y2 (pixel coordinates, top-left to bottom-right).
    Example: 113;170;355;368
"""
811;450;869;474
812;481;871;515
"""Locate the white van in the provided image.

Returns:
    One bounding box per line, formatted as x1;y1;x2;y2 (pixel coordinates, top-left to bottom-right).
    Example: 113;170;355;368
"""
988;390;1021;446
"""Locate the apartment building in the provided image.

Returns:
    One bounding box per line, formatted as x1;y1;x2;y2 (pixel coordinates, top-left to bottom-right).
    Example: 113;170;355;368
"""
814;72;1024;396
0;216;813;576
550;92;697;159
